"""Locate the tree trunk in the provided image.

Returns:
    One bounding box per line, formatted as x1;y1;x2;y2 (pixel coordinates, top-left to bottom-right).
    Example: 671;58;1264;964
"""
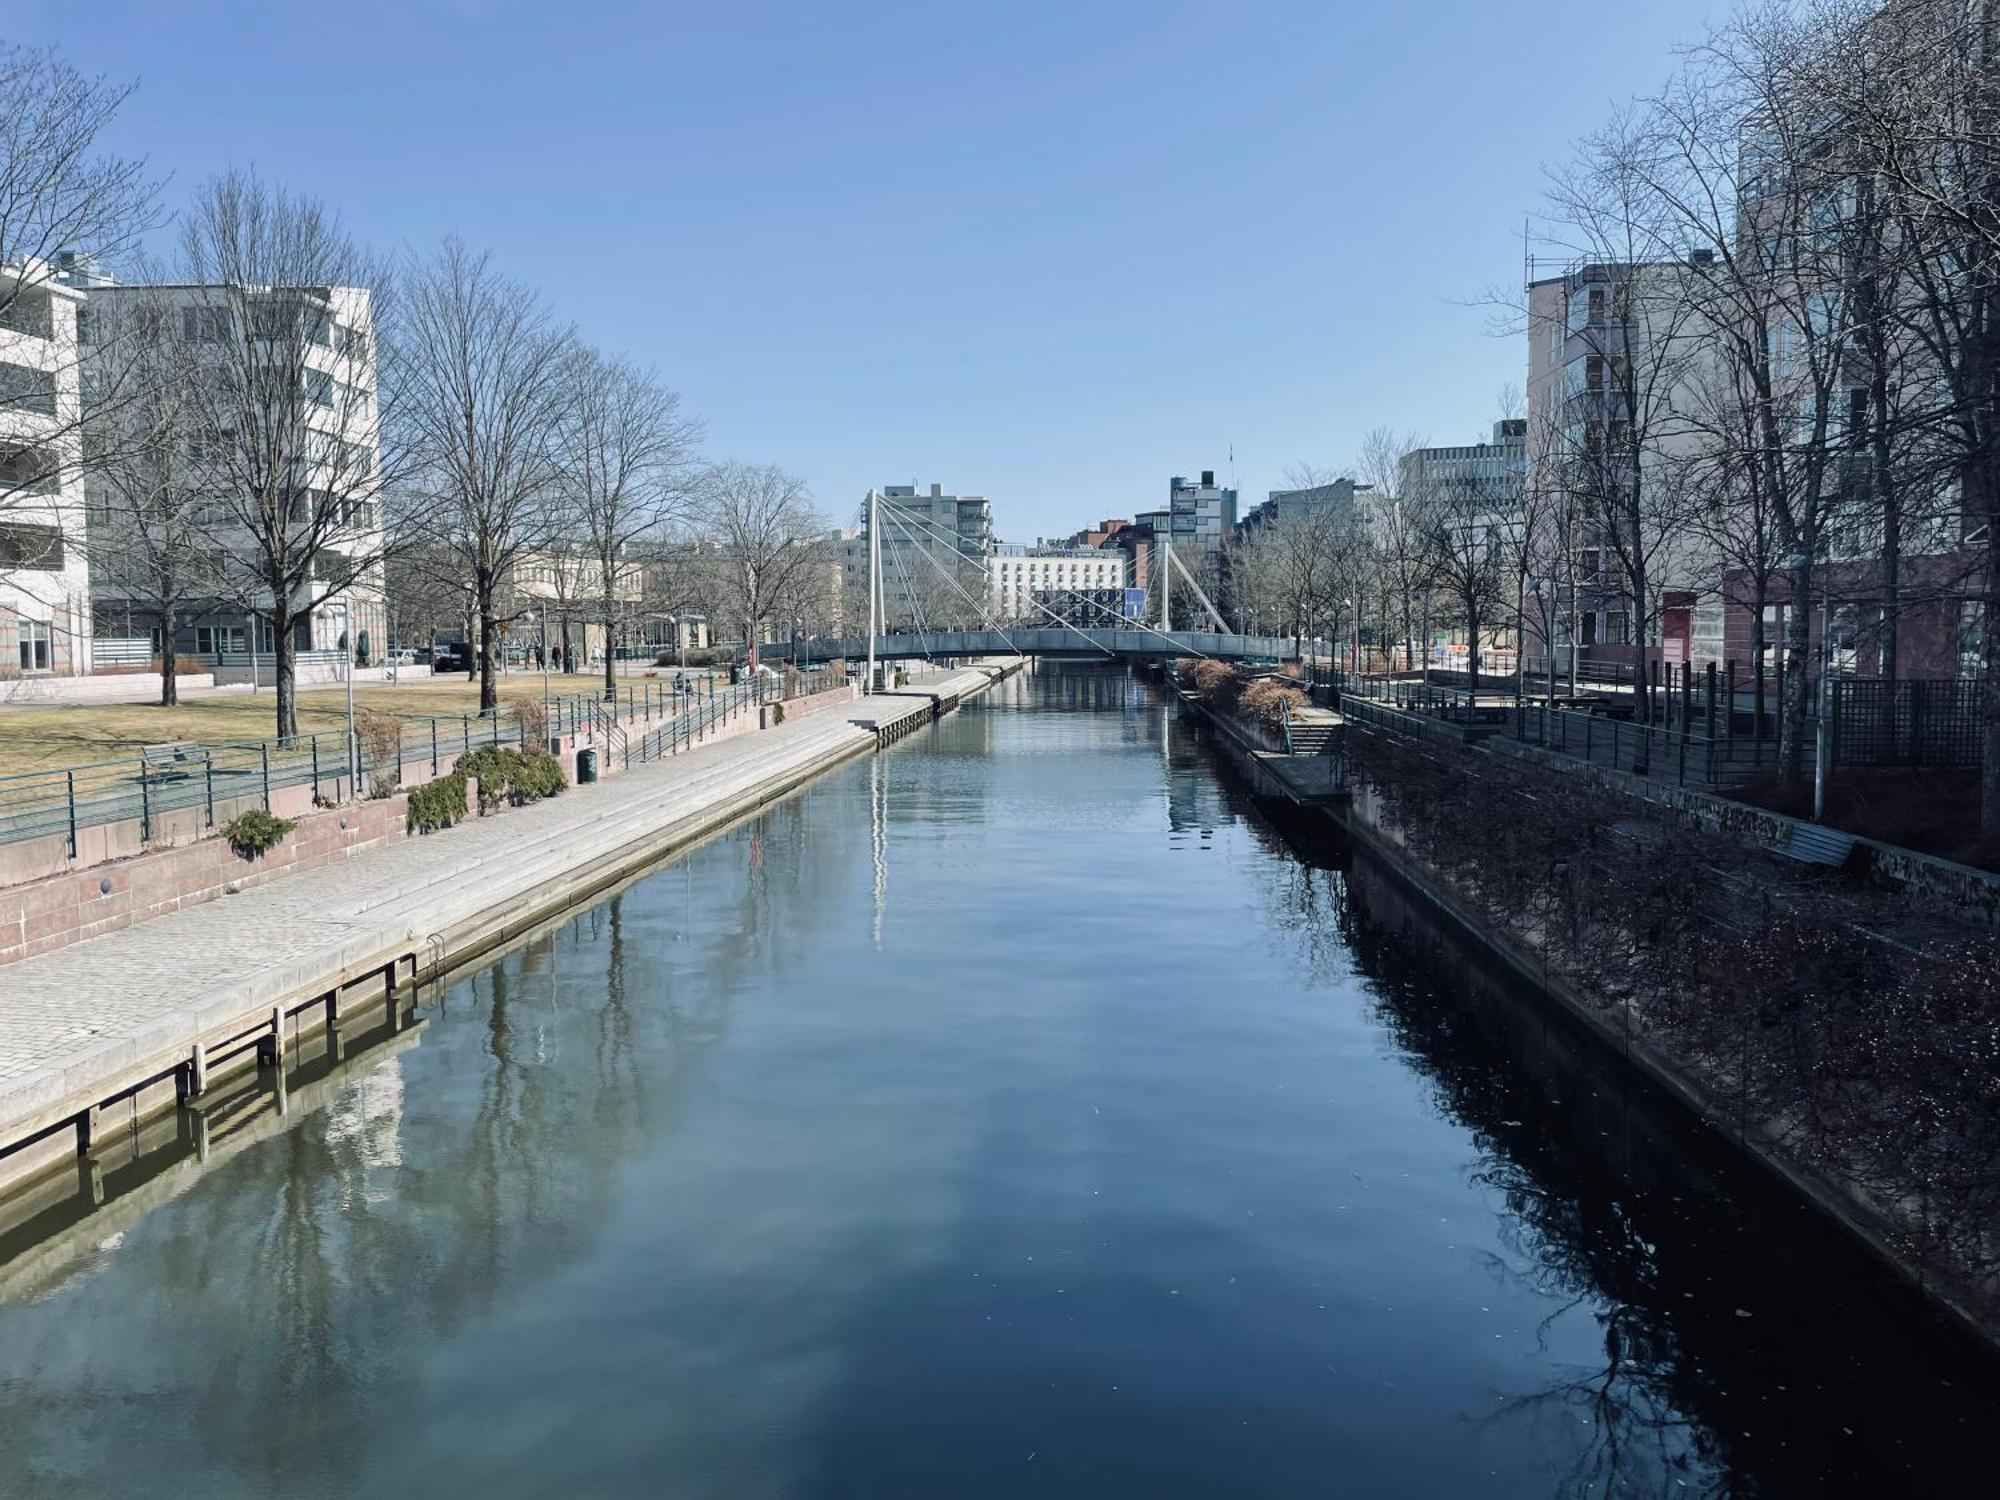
1749;578;1767;742
271;597;299;740
1778;559;1814;783
1871;328;1901;686
1982;466;2000;834
602;590;618;701
159;602;179;708
1466;596;1482;695
477;591;500;714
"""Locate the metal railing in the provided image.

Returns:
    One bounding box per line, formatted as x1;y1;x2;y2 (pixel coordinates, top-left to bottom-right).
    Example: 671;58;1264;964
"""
0;665;856;854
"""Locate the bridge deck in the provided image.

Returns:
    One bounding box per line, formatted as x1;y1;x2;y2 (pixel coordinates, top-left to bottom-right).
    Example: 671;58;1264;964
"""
769;628;1295;664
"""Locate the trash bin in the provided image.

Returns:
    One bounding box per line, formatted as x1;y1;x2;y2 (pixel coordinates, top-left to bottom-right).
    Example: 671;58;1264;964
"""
576;747;598;784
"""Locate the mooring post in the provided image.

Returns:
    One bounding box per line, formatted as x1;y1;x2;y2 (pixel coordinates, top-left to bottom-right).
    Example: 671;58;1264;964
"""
188;1041;208;1099
75;1105;96;1157
263;1004;285;1067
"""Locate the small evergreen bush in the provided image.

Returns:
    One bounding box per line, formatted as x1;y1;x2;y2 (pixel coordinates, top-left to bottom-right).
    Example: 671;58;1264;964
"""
222;809;296;860
406;773;468;834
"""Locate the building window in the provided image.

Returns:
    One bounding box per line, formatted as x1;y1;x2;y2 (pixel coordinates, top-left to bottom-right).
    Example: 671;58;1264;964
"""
1960;600;1986;680
0;362;58;417
196;624;250;656
0;445;58;496
17;619;52;673
0;522;63;570
182;306;231;343
0;289;54;340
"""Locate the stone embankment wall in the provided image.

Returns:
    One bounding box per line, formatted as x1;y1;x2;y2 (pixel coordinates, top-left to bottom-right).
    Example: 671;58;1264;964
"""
0;681;865;966
0;793;428;966
1329;713;2000;1349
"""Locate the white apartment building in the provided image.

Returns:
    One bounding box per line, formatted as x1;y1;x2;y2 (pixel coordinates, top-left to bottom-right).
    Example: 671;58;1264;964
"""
988;546;1129;625
0;262;92;685
78;277;388;682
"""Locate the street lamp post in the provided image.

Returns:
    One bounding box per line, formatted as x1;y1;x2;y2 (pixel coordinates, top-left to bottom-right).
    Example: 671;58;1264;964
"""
526;608;550;737
329;600;358;795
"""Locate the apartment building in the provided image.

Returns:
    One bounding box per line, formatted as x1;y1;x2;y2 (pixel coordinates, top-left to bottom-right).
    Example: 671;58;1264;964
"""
0;262;92;685
1236;478;1369;539
987;546;1129;625
1167;471;1237;554
854;483;994;629
1396;421;1529;663
78;276;387;683
1524;258;1724;671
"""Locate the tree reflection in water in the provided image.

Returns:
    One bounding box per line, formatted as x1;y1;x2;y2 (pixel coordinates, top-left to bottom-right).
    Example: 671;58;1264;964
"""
1232;770;1999;1499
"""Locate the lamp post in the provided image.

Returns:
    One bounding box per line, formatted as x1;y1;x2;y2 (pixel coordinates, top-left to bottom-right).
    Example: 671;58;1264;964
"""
329;599;358;795
526;608;550;733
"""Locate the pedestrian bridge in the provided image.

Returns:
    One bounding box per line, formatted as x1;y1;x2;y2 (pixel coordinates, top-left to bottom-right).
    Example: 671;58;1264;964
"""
766;628;1297;665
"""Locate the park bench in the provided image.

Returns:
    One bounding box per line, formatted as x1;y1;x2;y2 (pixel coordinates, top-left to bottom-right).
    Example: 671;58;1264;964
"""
140;741;210;779
1776;820;1857;870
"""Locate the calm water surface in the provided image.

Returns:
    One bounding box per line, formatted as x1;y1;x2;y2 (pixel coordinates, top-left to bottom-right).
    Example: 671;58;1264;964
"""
0;666;1994;1498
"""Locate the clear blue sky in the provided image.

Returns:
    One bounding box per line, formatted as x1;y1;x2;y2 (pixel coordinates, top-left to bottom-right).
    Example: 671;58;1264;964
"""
15;0;1727;541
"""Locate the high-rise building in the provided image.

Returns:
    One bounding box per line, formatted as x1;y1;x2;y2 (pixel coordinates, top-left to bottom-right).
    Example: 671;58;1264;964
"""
1167;471;1237;553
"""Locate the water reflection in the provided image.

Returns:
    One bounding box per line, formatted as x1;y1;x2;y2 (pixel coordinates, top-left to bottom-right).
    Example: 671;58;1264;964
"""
0;663;1992;1499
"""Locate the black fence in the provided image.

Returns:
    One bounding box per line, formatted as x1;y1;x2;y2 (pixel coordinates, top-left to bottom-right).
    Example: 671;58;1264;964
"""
1831;679;1982;769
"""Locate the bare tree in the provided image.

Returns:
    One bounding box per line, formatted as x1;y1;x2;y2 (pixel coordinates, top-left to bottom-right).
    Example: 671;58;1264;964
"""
1404;435;1516;693
161;170;392;737
1355;426;1434;673
396;236;576;714
554;348;700;699
78;288;228;705
1542;115;1714;724
695;462;828;664
1806;0;2000;828
1;41;160;600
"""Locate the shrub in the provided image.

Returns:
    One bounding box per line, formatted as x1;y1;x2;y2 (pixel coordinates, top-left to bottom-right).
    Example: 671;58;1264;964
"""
406;772;468;834
221;809;296;860
1239;677;1306;731
511;695;549;747
457;745;567;811
1187;659;1244;711
358;709;405;798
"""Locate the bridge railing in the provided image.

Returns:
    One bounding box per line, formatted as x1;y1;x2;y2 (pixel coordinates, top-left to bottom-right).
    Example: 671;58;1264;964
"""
766;628;1296;664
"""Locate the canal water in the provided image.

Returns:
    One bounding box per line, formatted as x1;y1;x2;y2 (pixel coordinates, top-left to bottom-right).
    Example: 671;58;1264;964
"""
0;665;1994;1497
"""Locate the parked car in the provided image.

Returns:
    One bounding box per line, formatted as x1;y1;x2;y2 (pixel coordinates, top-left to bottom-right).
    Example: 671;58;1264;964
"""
432;643;473;673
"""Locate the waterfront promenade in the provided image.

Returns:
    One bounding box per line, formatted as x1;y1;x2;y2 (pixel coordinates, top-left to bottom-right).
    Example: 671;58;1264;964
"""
0;665;1015;1188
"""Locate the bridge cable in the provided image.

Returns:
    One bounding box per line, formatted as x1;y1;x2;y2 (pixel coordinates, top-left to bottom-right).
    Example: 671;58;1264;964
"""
866;493;1253;670
870;494;1032;659
872;496;1127;661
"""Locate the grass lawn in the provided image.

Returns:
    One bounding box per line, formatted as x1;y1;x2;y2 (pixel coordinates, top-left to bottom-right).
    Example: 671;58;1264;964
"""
0;672;648;772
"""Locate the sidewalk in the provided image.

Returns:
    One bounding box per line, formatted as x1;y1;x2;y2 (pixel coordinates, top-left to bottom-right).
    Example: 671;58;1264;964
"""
0;665;1012;1184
